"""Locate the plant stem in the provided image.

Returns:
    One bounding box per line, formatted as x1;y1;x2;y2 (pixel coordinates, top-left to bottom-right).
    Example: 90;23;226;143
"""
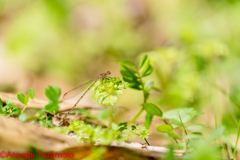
233;119;240;160
144;138;150;146
128;108;144;125
178;113;189;142
162;118;179;144
108;105;113;129
21;105;27;114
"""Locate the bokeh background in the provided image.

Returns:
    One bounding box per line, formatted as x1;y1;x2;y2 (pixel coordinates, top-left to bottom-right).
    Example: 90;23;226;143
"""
1;0;240;146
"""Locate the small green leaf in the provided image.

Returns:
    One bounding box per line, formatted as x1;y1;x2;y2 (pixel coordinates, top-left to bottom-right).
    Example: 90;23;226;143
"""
0;98;3;108
139;55;153;77
143;103;162;117
17;93;25;104
142;65;153;77
185;132;203;139
113;60;136;67
120;65;141;90
24;94;29;105
167;132;182;139
44;103;59;113
0;98;3;114
157;124;173;133
163;108;202;124
144;113;153;129
44;85;61;103
28;88;35;99
19;113;27;121
208;126;225;141
144;80;154;93
170;119;182;128
186;124;204;131
139;55;148;70
6;98;12;105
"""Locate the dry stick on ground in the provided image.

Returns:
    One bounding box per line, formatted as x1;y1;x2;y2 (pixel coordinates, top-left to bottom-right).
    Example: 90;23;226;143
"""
0;115;80;152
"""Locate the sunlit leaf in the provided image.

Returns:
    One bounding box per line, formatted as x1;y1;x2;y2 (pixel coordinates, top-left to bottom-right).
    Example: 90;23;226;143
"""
24;94;29;105
186;124;204;131
168;132;182;139
17;93;25;104
28;88;35;99
113;60;136;67
143;103;162;117
6;98;12;105
144;113;153;129
44;103;59;113
208;126;225;141
157;124;173;133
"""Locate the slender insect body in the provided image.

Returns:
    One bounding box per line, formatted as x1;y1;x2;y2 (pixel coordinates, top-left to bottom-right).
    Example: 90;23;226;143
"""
59;71;111;125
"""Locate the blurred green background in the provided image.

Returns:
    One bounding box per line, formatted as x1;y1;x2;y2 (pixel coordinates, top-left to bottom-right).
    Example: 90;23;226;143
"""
1;0;240;137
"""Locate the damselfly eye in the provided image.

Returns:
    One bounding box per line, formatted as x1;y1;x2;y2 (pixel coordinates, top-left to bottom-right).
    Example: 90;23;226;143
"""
107;71;111;75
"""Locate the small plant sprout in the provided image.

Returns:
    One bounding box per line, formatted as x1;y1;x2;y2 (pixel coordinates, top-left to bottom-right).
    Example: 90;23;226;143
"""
115;55;160;129
1;98;21;117
17;88;35;121
121;124;150;145
44;85;61;113
92;77;128;129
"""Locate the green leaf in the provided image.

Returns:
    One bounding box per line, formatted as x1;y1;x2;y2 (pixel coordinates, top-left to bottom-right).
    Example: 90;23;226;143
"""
186;124;204;131
157;124;173;133
208;126;225;141
44;103;59;113
17;93;25;104
185;132;203;139
143;103;162;117
120;65;141;90
0;98;3;108
121;64;137;75
139;55;148;70
163;108;202;124
170;119;182;128
28;88;35;99
144;80;154;93
44;85;61;103
139;55;153;77
142;65;153;77
167;132;182;139
144;113;153;129
113;60;136;67
24;94;29;105
19;113;27;121
6;98;12;105
0;98;3;114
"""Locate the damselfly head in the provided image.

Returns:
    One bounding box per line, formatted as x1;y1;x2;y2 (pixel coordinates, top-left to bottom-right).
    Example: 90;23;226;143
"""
107;71;111;75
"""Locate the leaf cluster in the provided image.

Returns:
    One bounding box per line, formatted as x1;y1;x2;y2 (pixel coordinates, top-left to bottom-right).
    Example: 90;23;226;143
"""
65;120;124;145
0;98;21;116
44;85;61;113
92;77;128;106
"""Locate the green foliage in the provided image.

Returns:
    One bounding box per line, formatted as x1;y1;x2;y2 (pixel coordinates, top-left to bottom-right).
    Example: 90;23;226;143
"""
44;85;61;113
92;77;128;106
0;98;3;114
163;108;203;128
116;55;157;129
17;88;35;105
44;85;61;104
143;103;162;117
17;88;35;119
208;126;225;142
157;124;173;133
2;98;21;116
65;120;124;145
183;140;221;160
121;124;150;140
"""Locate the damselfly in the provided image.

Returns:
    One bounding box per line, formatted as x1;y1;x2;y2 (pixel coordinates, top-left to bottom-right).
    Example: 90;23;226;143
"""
59;71;111;125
